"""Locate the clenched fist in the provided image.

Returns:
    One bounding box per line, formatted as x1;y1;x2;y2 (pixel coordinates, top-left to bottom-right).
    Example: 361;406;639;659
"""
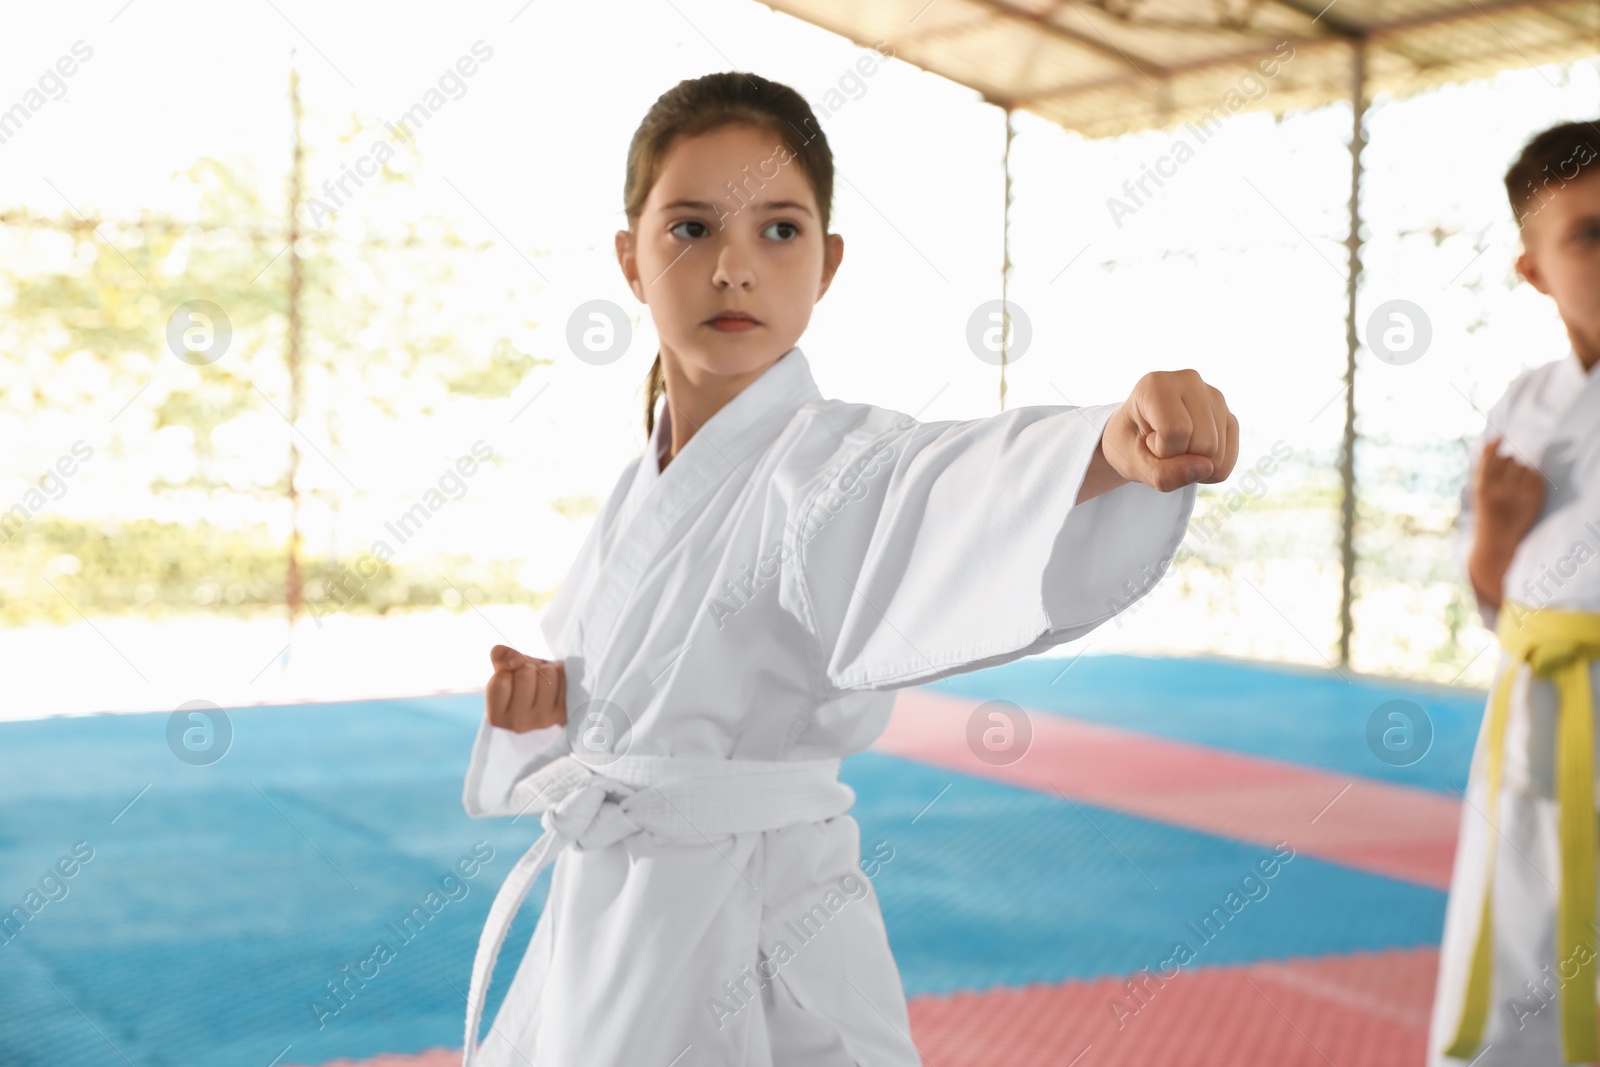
1466;437;1546;612
485;645;567;733
1473;437;1544;545
1092;369;1240;497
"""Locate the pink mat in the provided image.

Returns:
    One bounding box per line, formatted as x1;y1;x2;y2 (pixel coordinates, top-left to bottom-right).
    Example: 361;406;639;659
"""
872;688;1461;889
905;945;1440;1066
296;1054;459;1067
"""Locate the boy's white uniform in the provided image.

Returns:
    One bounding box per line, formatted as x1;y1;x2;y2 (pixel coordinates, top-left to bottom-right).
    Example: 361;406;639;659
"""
459;346;1196;1066
1430;349;1600;1065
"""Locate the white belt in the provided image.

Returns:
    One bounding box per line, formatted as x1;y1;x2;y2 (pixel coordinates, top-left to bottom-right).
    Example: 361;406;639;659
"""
461;752;858;1066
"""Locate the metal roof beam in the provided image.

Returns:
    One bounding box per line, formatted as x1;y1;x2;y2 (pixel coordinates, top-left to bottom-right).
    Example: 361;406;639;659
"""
1260;0;1363;39
1013;0;1580;108
1013;35;1316;105
959;0;1171;79
1366;0;1577;37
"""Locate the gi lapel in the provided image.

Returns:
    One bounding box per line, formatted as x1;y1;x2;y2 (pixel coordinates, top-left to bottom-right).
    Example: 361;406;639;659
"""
1535;354;1600;518
537;459;639;661
571;346;825;694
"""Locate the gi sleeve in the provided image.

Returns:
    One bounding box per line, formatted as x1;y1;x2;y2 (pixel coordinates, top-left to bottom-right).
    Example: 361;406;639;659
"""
461;459;630;817
462;717;569;817
789;402;1197;694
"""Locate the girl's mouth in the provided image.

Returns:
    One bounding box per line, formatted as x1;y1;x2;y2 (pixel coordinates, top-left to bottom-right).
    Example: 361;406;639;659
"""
706;312;759;332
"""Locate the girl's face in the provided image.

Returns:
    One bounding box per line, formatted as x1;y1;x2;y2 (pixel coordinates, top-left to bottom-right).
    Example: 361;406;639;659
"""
616;123;844;380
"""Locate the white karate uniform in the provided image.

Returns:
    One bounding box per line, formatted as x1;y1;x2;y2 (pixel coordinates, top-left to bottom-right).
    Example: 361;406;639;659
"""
460;345;1196;1066
1429;349;1600;1065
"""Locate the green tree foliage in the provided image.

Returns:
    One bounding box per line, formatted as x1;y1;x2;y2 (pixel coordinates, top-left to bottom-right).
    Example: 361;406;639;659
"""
1;133;554;623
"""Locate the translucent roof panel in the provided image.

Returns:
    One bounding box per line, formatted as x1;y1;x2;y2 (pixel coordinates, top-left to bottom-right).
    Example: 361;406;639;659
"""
761;0;1600;136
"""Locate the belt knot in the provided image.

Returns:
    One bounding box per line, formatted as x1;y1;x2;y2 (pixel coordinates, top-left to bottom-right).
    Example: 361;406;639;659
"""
1528;637;1587;675
1499;602;1600;675
517;756;641;852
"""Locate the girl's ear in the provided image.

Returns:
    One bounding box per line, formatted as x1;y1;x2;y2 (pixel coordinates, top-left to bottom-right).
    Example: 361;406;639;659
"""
616;228;646;302
816;232;845;301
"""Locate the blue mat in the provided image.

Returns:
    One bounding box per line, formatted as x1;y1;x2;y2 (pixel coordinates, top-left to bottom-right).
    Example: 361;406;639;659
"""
0;655;1467;1066
0;695;542;1067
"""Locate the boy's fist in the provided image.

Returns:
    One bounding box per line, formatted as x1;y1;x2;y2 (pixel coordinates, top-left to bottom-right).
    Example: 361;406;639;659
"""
485;645;567;733
1474;437;1544;544
1103;369;1239;492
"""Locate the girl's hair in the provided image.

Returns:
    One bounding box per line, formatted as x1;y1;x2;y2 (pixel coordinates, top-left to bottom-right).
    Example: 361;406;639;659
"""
623;71;835;438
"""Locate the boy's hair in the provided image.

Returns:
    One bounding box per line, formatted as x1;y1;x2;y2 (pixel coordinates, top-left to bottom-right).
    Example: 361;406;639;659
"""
622;72;834;438
1504;119;1600;227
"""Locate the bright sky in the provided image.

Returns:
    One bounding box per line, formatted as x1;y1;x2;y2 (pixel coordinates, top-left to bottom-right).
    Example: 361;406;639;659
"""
2;1;1598;673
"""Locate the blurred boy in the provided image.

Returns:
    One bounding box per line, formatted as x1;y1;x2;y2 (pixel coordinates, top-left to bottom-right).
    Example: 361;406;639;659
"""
1430;119;1600;1065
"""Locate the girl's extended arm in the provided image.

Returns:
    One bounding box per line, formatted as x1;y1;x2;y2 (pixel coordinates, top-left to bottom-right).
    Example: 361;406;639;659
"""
788;367;1236;695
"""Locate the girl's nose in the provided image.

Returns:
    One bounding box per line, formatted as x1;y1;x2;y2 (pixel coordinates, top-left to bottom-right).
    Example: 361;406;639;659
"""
712;243;755;290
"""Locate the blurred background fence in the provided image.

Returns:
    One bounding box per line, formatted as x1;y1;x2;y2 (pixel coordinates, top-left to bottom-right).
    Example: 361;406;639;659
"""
3;3;1599;707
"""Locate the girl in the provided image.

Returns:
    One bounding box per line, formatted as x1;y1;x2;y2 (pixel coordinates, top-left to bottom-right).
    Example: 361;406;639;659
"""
461;71;1237;1067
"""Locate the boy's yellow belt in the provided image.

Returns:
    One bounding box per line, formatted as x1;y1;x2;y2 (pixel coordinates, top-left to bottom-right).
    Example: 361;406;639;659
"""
1445;602;1600;1063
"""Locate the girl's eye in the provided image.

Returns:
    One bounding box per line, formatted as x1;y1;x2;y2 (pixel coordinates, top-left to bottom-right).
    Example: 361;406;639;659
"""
1577;223;1600;244
669;220;711;240
763;220;800;242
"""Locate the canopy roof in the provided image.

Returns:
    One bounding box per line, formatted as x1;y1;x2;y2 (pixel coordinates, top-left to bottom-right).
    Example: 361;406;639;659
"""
763;0;1600;137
